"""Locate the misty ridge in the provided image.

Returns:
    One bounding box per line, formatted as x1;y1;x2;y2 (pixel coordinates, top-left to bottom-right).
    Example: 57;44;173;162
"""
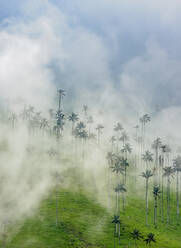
1;0;181;247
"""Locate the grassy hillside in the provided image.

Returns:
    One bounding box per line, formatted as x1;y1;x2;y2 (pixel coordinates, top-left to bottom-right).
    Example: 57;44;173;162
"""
3;186;181;248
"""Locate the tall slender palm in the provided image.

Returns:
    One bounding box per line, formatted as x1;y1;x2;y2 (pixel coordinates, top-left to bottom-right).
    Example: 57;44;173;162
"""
139;114;151;151
121;143;132;159
119;131;129;146
114;122;123;153
160;144;167;221
142;151;153;169
83;105;88;119
153;186;161;228
106;151;116;207
141;170;153;225
130;229;143;248
58;89;65;111
40;118;49;132
152;138;162;185
112;215;120;248
95;124;104;145
173;156;181;223
110;136;116;151
120;157;129;185
87;115;93;136
111;156;124;184
68;112;79;135
55;110;65;138
9;113;17;128
106;152;116;168
53;171;61;226
144;233;156;247
163;166;174;224
133;125;139;179
114;184;126;213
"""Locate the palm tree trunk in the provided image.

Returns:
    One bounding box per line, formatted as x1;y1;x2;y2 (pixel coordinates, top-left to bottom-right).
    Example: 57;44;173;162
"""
122;192;125;211
167;176;170;224
176;170;179;223
118;223;121;246
114;224;116;248
146;179;148;225
154;196;157;228
56;187;58;226
161;156;164;222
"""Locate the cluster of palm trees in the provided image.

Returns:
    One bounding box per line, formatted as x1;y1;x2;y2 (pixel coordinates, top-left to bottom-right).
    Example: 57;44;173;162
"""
3;88;181;247
130;229;156;248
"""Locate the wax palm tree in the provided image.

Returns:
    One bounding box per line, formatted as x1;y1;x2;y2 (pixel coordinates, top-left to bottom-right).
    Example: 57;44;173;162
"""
121;143;132;159
40;118;49;132
106;151;116;208
114;183;127;211
173;156;181;223
163;166;174;224
9;113;17;128
53;171;61;226
68;112;79;135
55;110;65;138
142;151;153;169
110;136;116;151
153;186;161;228
106;152;116;168
83;105;89;121
95;124;104;145
139;114;151;151
111;156;124;184
130;229;143;248
160;144;167;221
112;215;120;248
87;115;93;135
144;233;156;246
80;130;88;158
58;89;65;110
114;122;123;153
152;138;162;185
141;170;153;225
119;131;129;146
120;157;129;185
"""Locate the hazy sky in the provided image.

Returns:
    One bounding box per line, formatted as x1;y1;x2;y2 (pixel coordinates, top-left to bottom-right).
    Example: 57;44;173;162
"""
0;0;181;113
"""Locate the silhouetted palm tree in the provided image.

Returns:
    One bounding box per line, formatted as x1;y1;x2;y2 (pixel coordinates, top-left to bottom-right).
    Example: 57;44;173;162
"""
110;135;116;151
144;233;156;246
83;105;88;118
153;186;161;228
55;110;65;138
139;114;151;151
152;138;162;185
120;157;129;185
142;151;153;169
87;115;93;136
114;122;123;153
119;131;129;146
130;229;143;248
68;112;79;135
173;156;181;222
141;170;153;225
121;143;132;159
58;89;65;110
96;124;104;145
112;215;120;248
163;166;174;224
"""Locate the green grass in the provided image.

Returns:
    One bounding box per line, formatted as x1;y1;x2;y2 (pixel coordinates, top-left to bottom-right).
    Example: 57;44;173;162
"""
3;185;181;248
2;164;181;248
